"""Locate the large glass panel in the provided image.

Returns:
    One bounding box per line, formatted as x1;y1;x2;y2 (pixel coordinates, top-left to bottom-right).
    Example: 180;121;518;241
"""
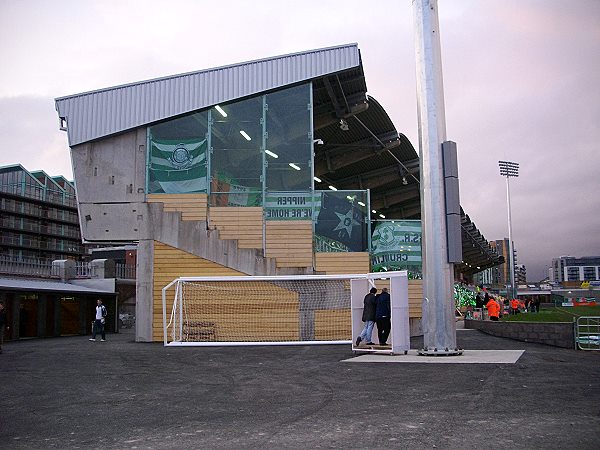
313;190;369;252
148;112;208;194
210;97;263;206
370;220;422;279
265;84;312;192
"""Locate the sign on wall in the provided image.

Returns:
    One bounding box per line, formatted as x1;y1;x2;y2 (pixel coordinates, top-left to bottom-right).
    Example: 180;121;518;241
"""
264;192;318;220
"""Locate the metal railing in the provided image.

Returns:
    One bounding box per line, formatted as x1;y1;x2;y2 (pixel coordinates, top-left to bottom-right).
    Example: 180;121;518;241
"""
0;257;54;277
116;263;136;280
0;257;136;280
575;316;600;350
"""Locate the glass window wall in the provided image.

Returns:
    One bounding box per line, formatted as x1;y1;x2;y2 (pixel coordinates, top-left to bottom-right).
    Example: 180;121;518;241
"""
210;97;263;206
146;83;313;207
265;84;312;192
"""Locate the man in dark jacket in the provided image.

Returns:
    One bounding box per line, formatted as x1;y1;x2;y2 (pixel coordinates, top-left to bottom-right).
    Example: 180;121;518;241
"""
355;287;377;346
375;288;391;346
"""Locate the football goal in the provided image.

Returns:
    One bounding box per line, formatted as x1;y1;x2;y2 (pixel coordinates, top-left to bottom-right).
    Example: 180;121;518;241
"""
162;271;409;349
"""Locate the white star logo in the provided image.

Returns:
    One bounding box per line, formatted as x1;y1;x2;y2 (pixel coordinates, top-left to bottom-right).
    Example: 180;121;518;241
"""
333;209;360;238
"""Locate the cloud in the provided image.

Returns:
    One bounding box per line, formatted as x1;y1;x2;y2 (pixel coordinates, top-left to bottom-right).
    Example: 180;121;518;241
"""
0;96;71;178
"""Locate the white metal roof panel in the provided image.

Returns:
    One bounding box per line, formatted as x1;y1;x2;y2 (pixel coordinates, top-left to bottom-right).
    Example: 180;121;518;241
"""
55;43;361;146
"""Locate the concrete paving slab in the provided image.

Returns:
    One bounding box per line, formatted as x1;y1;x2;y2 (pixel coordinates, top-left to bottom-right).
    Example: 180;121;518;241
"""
343;349;525;364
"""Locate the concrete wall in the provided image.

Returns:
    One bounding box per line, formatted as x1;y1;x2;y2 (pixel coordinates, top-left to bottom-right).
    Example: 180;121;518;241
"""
465;319;575;349
71;129;147;205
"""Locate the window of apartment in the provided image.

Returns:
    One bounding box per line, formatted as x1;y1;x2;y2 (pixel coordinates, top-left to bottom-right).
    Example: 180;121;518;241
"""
567;266;580;281
583;266;596;281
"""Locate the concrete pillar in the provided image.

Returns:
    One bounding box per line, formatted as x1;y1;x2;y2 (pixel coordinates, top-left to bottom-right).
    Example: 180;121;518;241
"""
91;259;116;279
136;240;154;342
52;260;76;281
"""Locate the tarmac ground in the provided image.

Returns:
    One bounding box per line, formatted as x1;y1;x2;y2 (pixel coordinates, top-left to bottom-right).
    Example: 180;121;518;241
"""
1;326;599;449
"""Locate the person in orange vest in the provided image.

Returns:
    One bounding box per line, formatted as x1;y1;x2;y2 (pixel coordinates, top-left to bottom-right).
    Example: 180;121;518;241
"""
510;298;520;315
486;296;500;321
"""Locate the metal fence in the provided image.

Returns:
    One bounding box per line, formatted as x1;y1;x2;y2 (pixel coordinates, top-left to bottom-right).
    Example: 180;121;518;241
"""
575;316;600;350
116;263;136;280
0;257;54;278
0;257;136;280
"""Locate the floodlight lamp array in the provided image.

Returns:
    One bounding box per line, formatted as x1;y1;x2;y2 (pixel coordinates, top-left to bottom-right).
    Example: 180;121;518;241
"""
498;160;519;177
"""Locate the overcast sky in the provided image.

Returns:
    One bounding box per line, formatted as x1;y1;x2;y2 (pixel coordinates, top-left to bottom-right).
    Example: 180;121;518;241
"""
1;0;599;281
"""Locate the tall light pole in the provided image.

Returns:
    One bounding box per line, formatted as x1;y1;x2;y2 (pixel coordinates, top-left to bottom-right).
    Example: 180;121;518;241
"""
499;160;519;300
413;0;461;355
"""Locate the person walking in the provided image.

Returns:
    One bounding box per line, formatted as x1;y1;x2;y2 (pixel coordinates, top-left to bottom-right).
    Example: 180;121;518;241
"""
355;287;377;347
375;287;391;345
90;299;107;342
0;301;9;354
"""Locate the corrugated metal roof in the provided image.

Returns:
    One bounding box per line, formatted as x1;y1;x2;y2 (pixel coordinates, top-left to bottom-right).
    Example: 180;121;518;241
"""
55;43;361;146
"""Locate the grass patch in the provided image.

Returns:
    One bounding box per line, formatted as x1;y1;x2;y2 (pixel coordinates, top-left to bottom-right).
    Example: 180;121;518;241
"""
502;306;600;323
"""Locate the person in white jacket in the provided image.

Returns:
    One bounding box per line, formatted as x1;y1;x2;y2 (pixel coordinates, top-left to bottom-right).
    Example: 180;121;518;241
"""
89;299;107;342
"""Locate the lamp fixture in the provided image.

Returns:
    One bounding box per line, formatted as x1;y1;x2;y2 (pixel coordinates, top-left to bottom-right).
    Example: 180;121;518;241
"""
288;163;301;171
313;176;322;183
214;105;228;118
402;176;408;185
357;201;365;207
239;130;251;141
372;209;377;214
339;119;349;131
379;214;386;219
265;150;279;158
328;185;337;191
313;139;324;145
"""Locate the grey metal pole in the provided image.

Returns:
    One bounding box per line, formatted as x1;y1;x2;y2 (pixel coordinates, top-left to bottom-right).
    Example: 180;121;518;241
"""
505;176;516;300
413;0;460;355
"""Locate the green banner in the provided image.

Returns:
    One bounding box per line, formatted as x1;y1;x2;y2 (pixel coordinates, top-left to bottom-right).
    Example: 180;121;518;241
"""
149;137;207;194
370;221;422;275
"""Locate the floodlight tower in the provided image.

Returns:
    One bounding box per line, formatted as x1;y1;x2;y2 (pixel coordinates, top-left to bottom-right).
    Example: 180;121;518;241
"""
499;160;519;300
413;0;462;355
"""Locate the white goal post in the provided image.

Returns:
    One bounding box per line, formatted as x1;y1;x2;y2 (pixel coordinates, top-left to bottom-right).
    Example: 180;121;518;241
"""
162;271;409;351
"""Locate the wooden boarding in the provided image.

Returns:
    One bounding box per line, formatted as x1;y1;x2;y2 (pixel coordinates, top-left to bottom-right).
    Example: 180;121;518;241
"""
315;252;370;275
265;221;313;268
209;207;263;249
147;193;208;221
373;279;422;318
314;309;351;340
153;241;244;341
154;241;304;342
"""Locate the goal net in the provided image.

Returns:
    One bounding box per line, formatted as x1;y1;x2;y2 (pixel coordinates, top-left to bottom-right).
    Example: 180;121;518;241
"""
162;271;408;347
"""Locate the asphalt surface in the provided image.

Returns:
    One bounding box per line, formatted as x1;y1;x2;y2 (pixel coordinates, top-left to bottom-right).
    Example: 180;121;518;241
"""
1;326;599;449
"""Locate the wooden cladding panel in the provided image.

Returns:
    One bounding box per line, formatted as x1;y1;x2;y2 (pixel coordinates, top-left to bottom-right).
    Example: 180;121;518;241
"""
209;207;263;249
147;193;208;221
408;280;423;318
314;309;351;340
373;279;422;319
314;252;370;275
265;221;313;268
152;241;244;342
